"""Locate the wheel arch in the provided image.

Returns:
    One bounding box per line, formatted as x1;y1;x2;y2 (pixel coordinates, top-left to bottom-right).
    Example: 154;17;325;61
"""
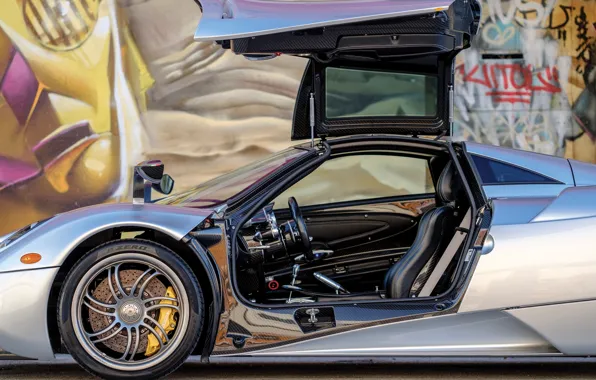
47;226;220;357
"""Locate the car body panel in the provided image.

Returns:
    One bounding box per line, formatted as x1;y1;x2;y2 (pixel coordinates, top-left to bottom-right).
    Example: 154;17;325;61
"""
465;142;575;186
460;214;596;313
489;198;553;226
194;0;455;41
506;300;596;356
568;159;596;186
0;203;211;273
219;310;555;356
532;186;596;222
481;184;570;200
0;267;58;360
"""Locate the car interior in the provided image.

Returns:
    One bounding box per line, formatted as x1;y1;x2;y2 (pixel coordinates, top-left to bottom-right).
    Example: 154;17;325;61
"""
235;146;473;305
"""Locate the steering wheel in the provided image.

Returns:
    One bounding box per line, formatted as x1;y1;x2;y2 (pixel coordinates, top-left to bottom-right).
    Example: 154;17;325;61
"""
288;197;313;260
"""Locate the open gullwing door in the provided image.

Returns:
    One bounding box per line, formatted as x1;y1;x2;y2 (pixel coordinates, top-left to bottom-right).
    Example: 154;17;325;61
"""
194;0;481;139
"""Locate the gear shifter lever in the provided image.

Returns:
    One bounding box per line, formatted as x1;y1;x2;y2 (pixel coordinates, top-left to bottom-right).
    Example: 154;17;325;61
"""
287;264;300;303
313;272;349;294
291;264;300;284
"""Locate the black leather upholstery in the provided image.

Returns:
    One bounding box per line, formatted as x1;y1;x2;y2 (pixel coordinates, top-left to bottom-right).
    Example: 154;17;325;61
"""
437;161;460;203
384;162;459;298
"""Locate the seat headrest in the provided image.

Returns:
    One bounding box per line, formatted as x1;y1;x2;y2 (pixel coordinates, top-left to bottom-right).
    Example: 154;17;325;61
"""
437;161;461;203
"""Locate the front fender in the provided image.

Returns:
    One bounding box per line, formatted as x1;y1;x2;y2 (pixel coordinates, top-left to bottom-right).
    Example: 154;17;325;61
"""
0;203;212;273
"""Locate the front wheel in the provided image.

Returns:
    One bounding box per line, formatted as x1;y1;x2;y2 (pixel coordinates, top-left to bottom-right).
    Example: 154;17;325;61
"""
58;239;204;379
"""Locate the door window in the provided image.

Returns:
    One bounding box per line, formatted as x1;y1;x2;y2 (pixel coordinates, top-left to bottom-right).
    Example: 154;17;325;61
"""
471;155;559;185
325;67;438;119
273;154;435;208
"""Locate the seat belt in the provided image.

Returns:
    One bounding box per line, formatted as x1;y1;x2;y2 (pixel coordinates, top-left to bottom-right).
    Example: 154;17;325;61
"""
418;208;472;297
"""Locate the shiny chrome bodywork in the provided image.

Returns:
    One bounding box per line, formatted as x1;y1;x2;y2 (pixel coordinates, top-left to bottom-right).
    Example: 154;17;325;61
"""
533;186;596;222
459;143;596;315
460;210;596;313
568;159;596;186
195;0;453;41
0;203;210;359
0;268;58;359
480;184;571;200
506;300;596;355
236;311;556;356
0;203;211;273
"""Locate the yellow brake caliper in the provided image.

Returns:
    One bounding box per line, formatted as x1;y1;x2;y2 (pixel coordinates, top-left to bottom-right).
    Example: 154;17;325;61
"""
145;286;178;356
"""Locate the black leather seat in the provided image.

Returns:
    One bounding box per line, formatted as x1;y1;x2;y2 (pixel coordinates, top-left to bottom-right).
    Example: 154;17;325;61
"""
384;162;461;299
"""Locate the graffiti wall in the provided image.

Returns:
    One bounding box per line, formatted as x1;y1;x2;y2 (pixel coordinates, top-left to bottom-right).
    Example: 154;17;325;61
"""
1;0;595;234
453;0;596;160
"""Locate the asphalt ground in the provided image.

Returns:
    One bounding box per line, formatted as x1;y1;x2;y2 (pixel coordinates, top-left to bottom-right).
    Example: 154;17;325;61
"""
1;358;595;379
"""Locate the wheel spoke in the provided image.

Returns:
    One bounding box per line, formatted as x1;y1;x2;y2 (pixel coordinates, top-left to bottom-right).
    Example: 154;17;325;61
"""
145;304;179;313
129;327;140;362
114;263;127;297
119;327;132;361
86;320;118;338
129;268;152;297
85;291;116;309
74;257;190;368
83;301;116;317
145;316;169;343
143;296;178;304
107;267;119;300
92;325;124;344
138;272;162;299
142;323;164;348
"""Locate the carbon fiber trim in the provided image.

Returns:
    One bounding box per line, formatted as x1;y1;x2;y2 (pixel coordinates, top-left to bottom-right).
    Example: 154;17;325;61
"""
231;14;451;55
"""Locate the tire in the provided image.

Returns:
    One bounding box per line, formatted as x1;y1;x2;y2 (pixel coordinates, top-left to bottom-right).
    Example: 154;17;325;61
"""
58;239;204;380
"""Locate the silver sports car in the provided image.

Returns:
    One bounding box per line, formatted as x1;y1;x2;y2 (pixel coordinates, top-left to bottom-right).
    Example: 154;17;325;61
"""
1;0;594;379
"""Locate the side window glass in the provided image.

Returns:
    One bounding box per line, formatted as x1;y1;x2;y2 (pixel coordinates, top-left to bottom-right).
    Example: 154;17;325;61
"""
471;155;557;184
273;155;435;208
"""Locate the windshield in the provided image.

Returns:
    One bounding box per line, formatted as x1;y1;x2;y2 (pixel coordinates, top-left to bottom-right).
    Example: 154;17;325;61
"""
325;67;438;119
156;147;310;209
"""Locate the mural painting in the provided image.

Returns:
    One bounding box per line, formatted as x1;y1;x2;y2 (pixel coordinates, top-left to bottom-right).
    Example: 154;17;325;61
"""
453;0;596;160
1;0;596;235
0;0;151;233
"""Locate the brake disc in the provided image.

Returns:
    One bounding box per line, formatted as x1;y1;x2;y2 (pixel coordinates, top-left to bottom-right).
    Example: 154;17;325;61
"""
89;269;166;354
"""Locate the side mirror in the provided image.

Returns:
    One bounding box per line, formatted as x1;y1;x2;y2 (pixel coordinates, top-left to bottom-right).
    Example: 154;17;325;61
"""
133;160;175;204
153;174;175;195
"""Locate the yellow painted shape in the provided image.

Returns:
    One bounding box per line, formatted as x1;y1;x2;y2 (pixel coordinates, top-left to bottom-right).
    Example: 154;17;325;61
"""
0;0;114;134
123;27;155;102
43;135;98;193
145;286;178;357
0;28;11;76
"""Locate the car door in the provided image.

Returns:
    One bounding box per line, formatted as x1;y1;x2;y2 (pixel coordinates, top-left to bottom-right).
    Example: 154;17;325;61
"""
195;0;481;140
193;0;502;357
